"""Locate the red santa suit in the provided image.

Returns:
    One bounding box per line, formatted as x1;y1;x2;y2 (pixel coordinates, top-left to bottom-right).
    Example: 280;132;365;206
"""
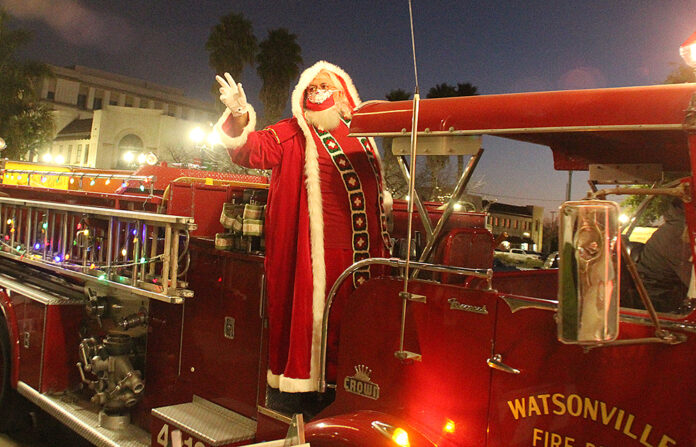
214;61;391;392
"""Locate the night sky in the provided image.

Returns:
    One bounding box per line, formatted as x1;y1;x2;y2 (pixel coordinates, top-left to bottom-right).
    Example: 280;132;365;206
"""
3;0;696;213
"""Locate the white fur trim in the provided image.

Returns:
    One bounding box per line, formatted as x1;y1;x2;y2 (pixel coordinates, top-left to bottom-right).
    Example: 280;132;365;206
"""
290;61;361;392
383;189;393;215
214;104;257;149
279;374;318;393
267;370;280;389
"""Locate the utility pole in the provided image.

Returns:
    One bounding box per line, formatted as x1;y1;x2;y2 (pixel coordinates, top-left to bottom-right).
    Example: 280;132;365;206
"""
565;170;573;201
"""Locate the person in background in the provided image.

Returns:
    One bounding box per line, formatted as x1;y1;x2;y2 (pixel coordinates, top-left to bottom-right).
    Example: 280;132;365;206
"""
214;61;391;395
635;199;692;312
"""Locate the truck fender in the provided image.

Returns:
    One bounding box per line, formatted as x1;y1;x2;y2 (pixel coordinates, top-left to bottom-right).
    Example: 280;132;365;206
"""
305;410;436;447
0;288;20;388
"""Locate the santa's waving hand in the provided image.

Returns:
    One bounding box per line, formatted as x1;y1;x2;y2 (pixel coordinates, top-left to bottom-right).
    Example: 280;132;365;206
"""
216;73;248;117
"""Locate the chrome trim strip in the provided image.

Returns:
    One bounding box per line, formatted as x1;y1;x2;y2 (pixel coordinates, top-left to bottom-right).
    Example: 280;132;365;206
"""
621;314;696;333
0;273;72;305
0;254;185;304
257;405;292;425
349;123;684;138
500;295;696;333
501;295;557;313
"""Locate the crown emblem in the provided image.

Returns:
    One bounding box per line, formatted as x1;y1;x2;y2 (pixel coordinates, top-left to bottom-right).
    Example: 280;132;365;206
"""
353;364;372;381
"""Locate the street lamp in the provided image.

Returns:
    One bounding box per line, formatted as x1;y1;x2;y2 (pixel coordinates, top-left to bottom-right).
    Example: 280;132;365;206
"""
680;30;696;68
189;127;206;145
189;126;218;169
0;138;6;151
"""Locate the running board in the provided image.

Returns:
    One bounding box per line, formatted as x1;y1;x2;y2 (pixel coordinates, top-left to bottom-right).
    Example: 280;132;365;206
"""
152;395;257;446
17;381;150;447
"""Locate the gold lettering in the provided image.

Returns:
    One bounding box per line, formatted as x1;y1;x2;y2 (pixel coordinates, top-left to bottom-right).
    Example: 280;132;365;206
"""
656;435;676;447
552;393;566;415
614;409;624;431
551;433;562;447
532;428;544;446
507;398;526;420
529;396;542;416
599;402;617;426
583;397;598;421
623;413;638;439
538;394;551;414
565;436;575;447
639;423;654;447
567;394;582;417
585;443;595;447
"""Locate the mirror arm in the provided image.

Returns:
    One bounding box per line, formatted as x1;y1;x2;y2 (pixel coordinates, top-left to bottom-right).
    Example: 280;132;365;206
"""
620;243;665;336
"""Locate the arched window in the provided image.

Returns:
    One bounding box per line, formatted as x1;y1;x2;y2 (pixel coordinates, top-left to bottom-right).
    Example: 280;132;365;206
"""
117;134;143;169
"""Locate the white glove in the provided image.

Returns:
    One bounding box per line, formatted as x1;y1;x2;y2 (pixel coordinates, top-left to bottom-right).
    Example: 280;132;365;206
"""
216;73;248;117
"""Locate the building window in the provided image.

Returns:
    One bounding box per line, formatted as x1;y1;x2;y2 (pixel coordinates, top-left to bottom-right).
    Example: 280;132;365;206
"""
75;145;82;164
83;144;90;166
125;96;134;107
110;100;118;106
93;97;103;110
46;91;55;100
77;94;87;109
117;134;143;169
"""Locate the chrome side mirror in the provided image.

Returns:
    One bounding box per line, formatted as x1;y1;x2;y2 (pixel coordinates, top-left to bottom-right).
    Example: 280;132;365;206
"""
558;201;620;344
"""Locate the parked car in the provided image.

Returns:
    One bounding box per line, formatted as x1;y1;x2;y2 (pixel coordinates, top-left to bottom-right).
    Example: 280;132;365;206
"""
494;248;544;269
543;251;559;269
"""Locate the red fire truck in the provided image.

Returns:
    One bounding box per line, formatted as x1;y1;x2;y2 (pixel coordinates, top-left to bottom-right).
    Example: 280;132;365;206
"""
2;65;696;447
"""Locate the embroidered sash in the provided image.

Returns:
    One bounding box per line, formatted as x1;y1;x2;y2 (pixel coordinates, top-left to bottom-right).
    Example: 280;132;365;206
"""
313;121;390;287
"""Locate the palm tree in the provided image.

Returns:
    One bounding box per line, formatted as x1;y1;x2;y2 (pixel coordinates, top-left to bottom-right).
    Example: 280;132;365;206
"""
0;9;54;160
385;89;411;101
206;12;257;109
426;83;458;98
664;62;696;83
256;28;302;126
456;82;478;96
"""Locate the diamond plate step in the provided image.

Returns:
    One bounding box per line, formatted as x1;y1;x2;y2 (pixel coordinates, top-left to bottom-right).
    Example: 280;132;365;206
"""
17;381;150;447
152;396;257;446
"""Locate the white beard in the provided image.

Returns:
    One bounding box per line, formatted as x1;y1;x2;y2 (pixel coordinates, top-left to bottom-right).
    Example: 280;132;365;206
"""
304;100;353;131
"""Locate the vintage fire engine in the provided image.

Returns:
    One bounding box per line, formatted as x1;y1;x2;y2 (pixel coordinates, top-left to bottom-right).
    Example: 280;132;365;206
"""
2;45;696;447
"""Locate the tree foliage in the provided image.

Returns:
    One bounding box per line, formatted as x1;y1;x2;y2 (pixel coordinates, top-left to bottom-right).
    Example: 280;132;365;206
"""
426;82;478;98
664;62;696;84
0;10;54;160
414;81;479;200
205;12;257;81
385;89;411;101
257;28;302;127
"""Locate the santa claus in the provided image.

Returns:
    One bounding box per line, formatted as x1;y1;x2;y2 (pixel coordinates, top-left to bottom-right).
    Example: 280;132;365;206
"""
214;61;391;393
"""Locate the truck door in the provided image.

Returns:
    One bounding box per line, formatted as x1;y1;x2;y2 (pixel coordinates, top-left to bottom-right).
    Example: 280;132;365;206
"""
486;287;696;446
330;278;498;446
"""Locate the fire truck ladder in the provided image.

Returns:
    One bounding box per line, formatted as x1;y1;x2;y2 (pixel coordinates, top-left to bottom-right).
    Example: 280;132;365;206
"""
0;197;196;303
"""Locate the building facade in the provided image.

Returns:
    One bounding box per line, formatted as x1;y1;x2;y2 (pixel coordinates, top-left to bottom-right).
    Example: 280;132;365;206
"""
484;202;544;252
37;65;218;169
